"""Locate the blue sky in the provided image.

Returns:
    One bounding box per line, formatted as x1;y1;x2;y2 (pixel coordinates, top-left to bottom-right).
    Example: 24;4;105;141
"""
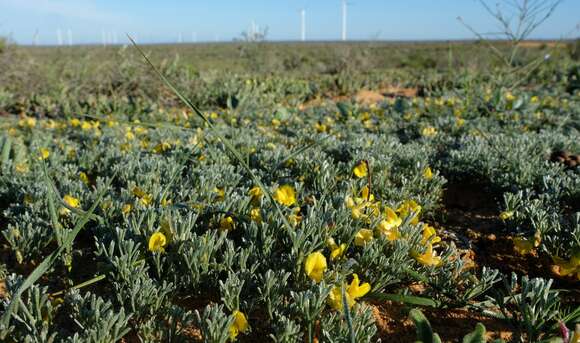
0;0;578;45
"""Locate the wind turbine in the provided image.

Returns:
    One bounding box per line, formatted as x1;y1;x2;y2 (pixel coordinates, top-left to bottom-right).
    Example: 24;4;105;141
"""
67;29;72;46
56;28;63;46
300;8;306;41
341;0;352;41
33;29;39;46
192;31;197;43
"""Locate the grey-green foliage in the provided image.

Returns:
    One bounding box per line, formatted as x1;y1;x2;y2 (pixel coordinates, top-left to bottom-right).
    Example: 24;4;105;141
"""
269;314;302;343
194;304;234;343
490;273;561;341
321;304;377;343
291;283;332;342
409;308;492;343
64;290;131;343
257;269;291;320
2;274;58;343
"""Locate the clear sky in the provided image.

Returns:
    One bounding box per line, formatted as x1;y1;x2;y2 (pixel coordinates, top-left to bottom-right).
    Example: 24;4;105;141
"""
0;0;578;45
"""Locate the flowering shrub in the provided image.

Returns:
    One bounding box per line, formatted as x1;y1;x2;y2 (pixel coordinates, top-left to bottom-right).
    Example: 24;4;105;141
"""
0;44;578;342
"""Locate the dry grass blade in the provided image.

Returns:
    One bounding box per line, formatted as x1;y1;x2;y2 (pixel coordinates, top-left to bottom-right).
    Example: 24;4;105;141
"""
126;34;295;233
1;174;111;327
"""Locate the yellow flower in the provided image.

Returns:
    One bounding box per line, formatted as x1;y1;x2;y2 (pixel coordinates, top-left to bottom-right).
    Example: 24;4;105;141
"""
530;96;539;104
81;121;92;130
345;186;380;221
397;200;421;225
79;172;89;185
125;131;135;141
213;187;225;202
250;208;262;224
24;194;34;205
421;126;437;137
288;207;303;226
376;207;401;241
64;195;80;208
413;244;442;267
132;187;153;206
304;251;327;283
249;186;263;205
38;148;50;160
423;167;433;180
570;327;580;343
513;237;535;255
353;161;368;178
328;274;371;311
228;310;249;341
314;122;328;133
354;229;374;247
219;216;235;231
273;185;296;207
326;238;347;261
18;117;37;128
152;142;171;154
134;126;147;135
69;118;81;127
121;203;132;215
505;92;516;102
148;232;167;253
499;211;514;221
552;253;580;281
59;195;80;215
421;224;441;245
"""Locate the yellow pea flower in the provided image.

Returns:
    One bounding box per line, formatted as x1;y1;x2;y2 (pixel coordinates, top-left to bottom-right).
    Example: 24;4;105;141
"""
304;251;327;283
23;194;34;205
15;163;29;174
249;186;263;205
423;166;433;180
219;216;235;231
421;224;441;245
314;122;328;133
328;274;371;311
125;131;135;141
552;253;580;281
79;172;89;185
354;229;374;247
288;207;303;227
18;117;37;128
397;200;421;225
421;126;437;137
148;232;167;253
69;118;81;127
499;211;514;221
326;238;346;261
376;207;402;241
152;141;171;154
250;208;262;224
121;203;132;215
60;195;80;215
213;187;225;202
132;187;153;206
505;92;516;102
353;161;368;178
513;237;535;255
228;310;249;341
38;148;50;160
413;244;442;267
273;185;296;207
